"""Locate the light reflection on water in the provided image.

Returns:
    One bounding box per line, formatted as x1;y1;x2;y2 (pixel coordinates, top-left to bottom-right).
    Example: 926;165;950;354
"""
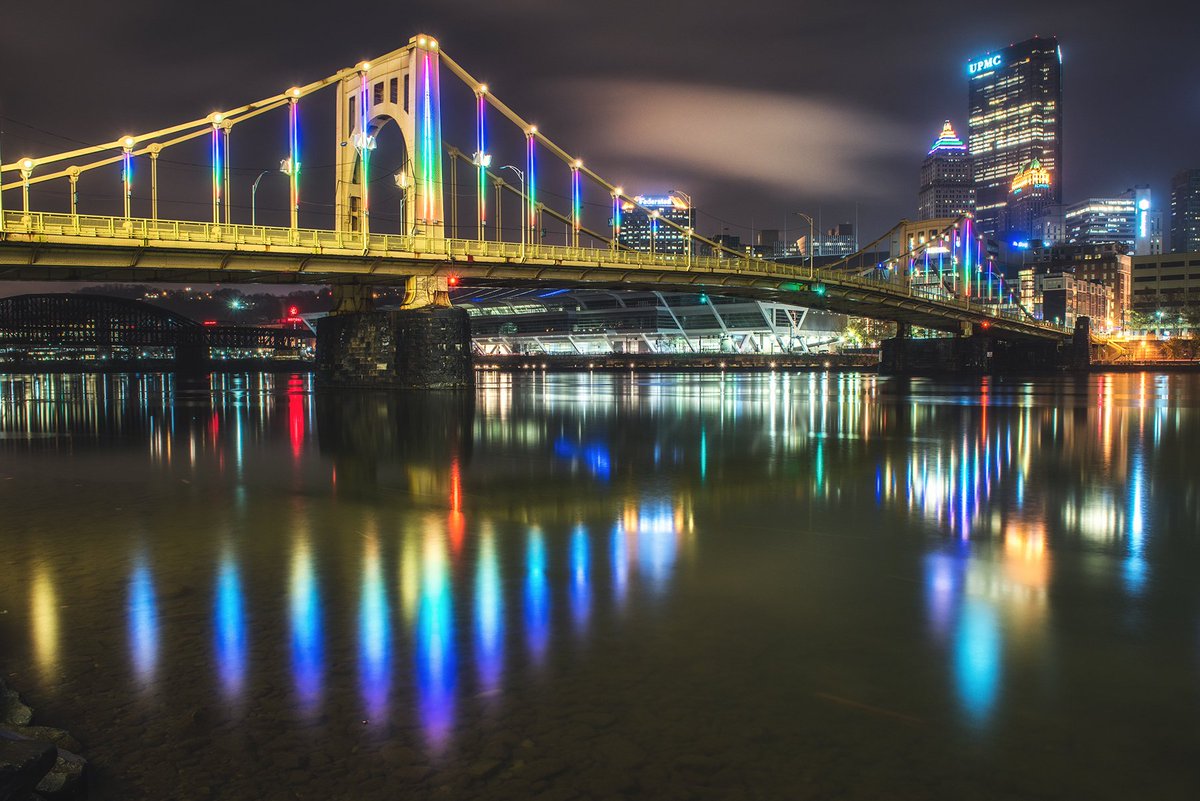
1;371;1198;798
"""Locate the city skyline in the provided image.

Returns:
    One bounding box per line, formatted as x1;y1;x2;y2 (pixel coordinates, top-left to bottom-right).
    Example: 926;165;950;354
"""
0;0;1195;246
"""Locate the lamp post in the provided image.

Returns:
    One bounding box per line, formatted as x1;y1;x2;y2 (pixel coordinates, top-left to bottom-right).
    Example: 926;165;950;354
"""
251;165;288;228
394;170;410;235
500;164;525;248
794;211;815;275
669;189;694;260
472;150;491;241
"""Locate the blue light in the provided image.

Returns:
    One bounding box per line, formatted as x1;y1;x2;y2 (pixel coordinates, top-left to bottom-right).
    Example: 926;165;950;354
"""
474;531;504;695
215;551;246;698
636;505;677;592
358;538;391;722
290;540;323;711
128;556;158;685
569;525;591;631
954;599;1001;727
416;534;455;751
538;288;570;298
525;528;550;663
611;523;629;606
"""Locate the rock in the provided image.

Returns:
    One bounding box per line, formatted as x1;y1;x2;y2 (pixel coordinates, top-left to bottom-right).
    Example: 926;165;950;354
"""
32;747;86;799
0;689;33;727
0;728;79;755
0;733;56;801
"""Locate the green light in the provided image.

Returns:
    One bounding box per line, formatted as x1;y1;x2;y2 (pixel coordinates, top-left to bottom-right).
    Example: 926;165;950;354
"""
781;282;803;292
698;293;708;304
813;284;827;296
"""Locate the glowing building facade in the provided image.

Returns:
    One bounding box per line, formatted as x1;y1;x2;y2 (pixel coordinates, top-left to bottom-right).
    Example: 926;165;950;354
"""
967;36;1063;239
618;192;695;255
918;121;975;220
1170;169;1200;254
1005;158;1058;242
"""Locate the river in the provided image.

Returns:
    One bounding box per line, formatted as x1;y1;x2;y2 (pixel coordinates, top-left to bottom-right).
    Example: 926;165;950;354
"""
0;371;1197;799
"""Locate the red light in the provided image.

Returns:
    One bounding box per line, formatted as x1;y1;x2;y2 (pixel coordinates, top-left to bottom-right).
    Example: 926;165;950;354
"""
447;275;459;286
980;320;991;329
288;305;300;316
202;320;218;326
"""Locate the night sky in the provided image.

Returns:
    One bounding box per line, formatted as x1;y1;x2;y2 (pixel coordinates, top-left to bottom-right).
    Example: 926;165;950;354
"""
2;0;1197;270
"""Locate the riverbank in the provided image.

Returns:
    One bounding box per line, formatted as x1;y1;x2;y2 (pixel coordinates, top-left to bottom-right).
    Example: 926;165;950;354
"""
0;677;86;798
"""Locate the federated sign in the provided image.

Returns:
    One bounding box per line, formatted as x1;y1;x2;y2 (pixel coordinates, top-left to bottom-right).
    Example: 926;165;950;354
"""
967;54;1003;75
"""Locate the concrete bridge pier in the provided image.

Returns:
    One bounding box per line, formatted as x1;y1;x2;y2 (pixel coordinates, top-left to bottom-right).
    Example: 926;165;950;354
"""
315;277;474;390
880;318;1091;375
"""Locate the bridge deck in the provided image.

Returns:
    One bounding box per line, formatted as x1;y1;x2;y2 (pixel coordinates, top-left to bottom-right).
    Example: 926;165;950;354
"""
0;212;1072;342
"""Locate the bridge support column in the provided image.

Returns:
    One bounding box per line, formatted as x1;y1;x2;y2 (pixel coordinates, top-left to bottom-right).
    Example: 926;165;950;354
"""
316;276;472;390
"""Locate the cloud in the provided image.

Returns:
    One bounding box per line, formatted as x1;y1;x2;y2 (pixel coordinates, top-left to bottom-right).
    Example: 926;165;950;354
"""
548;79;919;200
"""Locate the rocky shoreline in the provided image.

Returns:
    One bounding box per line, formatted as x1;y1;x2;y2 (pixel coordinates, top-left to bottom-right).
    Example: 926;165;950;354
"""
0;678;87;800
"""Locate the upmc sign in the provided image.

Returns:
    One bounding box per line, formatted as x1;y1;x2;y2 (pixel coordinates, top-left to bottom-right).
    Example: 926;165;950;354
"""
967;54;1003;75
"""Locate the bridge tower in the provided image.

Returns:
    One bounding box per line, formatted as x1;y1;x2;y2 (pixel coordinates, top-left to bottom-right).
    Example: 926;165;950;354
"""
334;34;444;244
320;34;472;390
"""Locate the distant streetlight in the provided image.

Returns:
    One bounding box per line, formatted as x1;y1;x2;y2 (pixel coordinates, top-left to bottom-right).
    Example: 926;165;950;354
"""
500;165;525;248
794;211;815;274
251;164;288;227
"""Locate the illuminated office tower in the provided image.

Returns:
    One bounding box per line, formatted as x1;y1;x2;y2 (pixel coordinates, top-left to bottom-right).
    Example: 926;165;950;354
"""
1170;169;1200;253
918;121;975;220
618;192;695;255
966;36;1063;239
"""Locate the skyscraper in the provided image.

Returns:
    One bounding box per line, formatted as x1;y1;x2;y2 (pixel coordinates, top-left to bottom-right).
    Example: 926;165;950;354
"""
1170;169;1200;253
1065;186;1161;254
618;192;695;255
966;36;1063;239
918;121;974;220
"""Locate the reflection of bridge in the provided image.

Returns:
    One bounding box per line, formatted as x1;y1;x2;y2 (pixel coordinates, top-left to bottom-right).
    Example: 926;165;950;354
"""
0;34;1077;386
0;294;312;360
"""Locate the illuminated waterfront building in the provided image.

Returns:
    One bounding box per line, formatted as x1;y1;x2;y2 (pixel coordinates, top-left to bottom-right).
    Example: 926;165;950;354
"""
918;121;975;220
1170;169;1200;253
1065;187;1161;255
618;192;695;255
967;36;1063;239
1131;251;1200;323
1005;158;1058;242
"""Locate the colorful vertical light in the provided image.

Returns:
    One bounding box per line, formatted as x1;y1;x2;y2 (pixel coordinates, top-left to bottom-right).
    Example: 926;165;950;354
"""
414;49;444;225
128;556;158;685
359;72;370;223
524;527;549;664
358;533;391;723
288;96;300;229
474;526;504;695
569;524;591;631
289;536;323;712
525;131;537;242
214;549;246;699
476;91;486;238
571;161;582;247
416;527;455;751
963;218;973;297
612;191;622;248
211;123;222;224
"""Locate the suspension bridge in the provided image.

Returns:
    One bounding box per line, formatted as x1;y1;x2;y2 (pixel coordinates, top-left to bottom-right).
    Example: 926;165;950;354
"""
0;34;1079;385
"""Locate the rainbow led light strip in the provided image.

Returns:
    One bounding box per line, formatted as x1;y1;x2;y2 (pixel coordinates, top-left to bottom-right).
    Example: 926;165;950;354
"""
962;217;973;297
525;132;537;238
121;150;133;194
289;99;300;220
359;72;370;219
476;92;486;232
415;49;444;225
571;162;581;239
210;125;222;223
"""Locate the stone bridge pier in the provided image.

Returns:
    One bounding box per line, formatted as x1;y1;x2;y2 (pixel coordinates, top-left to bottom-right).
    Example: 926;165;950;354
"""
879;318;1091;375
315;276;474;390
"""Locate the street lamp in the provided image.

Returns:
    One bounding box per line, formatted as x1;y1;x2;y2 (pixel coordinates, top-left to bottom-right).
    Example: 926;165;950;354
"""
394;170;411;235
794;211;815;275
251;164;289;227
500;164;525;248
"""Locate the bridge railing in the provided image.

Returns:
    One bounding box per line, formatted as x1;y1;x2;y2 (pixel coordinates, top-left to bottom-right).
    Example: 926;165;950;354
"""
1;211;1071;336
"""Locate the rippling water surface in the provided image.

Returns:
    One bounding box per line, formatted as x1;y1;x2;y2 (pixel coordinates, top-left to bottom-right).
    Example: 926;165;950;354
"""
1;371;1198;800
